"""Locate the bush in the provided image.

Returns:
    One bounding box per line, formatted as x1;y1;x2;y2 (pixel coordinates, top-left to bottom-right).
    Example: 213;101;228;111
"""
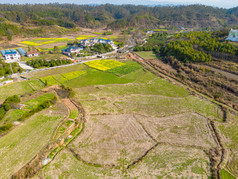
5;95;20;103
3;103;11;111
0;108;6;120
0;123;13;133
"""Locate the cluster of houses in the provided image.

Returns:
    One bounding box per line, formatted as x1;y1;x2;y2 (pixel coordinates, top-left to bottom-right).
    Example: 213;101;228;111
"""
62;38;115;56
0;48;39;63
80;38;114;47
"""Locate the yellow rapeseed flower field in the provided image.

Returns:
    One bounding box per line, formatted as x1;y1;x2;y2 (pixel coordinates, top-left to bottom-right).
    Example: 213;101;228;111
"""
85;59;125;71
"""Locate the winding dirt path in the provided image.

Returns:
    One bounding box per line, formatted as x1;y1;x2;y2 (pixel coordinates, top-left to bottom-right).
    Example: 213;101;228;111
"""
11;86;86;179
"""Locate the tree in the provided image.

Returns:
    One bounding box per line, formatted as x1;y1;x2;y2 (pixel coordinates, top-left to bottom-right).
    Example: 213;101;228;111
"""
3;103;11;111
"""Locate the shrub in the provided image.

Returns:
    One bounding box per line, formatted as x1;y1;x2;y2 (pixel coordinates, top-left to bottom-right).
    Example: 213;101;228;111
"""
0;123;13;133
3;103;11;111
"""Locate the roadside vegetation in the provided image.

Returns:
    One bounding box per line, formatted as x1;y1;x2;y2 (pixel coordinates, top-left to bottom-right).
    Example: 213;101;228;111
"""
26;59;72;68
0;61;23;77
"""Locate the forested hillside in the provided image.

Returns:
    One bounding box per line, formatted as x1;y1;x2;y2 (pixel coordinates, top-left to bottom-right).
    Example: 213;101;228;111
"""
0;4;237;31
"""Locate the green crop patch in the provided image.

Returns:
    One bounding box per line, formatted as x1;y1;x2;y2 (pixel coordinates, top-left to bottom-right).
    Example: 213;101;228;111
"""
40;76;59;86
62;71;87;81
53;74;68;84
220;169;236;179
65;69;137;88
106;60;142;76
40;71;86;86
69;110;78;119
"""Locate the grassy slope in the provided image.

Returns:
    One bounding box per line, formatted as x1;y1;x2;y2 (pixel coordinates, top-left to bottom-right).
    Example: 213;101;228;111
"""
0;108;65;178
0;80;44;102
136;51;157;59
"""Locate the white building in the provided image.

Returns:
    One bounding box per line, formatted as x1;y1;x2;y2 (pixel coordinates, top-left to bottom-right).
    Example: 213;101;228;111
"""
62;46;83;56
80;39;90;46
0;49;20;63
226;29;238;42
26;51;39;57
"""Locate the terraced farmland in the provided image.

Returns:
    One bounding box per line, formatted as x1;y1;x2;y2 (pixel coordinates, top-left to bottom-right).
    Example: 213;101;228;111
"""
40;71;87;86
0;59;237;178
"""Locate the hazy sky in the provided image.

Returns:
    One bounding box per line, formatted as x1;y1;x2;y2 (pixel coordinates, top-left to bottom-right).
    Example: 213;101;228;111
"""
0;0;237;9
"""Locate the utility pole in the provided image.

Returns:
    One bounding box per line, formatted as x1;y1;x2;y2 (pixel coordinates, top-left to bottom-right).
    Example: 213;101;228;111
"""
10;63;14;75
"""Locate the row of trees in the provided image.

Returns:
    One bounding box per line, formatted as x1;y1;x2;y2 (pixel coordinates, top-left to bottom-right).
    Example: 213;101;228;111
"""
26;59;72;68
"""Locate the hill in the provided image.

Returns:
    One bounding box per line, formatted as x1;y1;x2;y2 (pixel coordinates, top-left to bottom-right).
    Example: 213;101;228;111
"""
0;4;237;39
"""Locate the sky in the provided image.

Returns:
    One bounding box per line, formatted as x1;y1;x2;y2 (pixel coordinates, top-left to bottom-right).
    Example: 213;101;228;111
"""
0;0;237;9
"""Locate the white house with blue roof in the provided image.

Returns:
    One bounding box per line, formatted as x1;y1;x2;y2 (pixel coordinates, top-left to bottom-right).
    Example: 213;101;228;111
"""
62;46;83;56
1;49;20;63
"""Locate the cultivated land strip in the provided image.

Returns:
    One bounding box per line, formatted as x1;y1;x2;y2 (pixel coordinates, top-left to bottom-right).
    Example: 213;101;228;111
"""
11;86;85;179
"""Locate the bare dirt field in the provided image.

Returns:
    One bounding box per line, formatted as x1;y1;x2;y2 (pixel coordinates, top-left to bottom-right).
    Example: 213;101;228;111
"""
135;112;217;149
71;114;155;166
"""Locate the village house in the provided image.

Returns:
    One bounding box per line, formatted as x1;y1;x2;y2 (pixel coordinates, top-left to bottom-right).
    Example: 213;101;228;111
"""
26;51;39;57
90;38;98;44
226;29;238;42
62;46;83;56
105;40;114;45
80;39;90;46
98;39;106;44
0;49;21;63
